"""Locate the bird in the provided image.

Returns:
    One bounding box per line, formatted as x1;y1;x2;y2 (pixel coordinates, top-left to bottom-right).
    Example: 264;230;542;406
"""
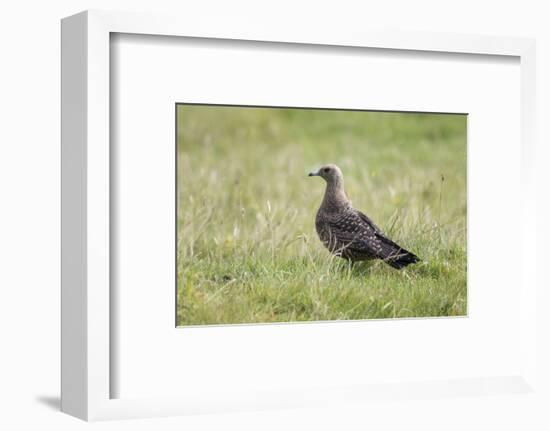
308;164;420;269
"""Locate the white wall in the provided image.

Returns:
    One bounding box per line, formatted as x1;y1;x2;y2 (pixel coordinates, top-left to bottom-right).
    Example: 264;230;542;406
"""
1;1;548;430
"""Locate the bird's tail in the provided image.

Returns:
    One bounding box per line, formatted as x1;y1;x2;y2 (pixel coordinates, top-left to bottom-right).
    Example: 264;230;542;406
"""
385;248;420;270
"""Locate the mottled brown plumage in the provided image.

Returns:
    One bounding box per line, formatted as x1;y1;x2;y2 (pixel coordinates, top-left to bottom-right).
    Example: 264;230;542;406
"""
308;164;419;269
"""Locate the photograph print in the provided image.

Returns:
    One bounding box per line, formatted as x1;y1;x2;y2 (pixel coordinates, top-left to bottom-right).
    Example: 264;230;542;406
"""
176;104;467;326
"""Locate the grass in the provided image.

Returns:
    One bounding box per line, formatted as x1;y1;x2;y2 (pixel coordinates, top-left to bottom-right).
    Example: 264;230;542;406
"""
176;105;467;325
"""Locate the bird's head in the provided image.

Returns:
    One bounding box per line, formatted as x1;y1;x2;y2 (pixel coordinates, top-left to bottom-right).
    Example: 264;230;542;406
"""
308;164;343;185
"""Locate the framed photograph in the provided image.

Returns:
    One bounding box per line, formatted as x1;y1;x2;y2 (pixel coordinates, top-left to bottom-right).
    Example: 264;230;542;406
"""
61;10;540;421
175;104;466;326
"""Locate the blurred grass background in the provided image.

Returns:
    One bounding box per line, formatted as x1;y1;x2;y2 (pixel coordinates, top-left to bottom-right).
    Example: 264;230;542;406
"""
176;105;467;325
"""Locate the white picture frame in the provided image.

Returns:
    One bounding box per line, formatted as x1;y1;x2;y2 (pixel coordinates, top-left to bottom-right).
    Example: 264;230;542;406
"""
61;9;539;421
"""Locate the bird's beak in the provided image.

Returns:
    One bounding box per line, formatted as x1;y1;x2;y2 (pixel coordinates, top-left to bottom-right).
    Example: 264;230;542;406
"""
308;171;319;177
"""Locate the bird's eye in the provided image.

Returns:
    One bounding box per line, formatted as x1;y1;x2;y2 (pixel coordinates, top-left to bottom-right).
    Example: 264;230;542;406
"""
323;168;330;173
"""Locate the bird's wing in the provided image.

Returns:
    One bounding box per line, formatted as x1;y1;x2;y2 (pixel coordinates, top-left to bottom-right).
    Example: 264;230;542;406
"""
356;210;401;248
372;232;420;268
325;211;384;256
356;210;383;234
327;210;413;261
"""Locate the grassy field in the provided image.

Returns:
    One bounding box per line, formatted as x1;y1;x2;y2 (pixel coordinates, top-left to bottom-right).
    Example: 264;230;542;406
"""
176;105;467;326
